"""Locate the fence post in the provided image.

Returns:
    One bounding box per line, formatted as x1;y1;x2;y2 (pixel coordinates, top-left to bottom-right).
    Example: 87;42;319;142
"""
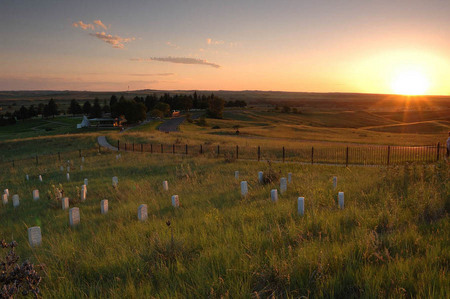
346;146;349;167
200;144;203;154
117;140;120;151
217;145;220;157
150;144;153;153
387;146;390;166
311;147;314;164
436;142;440;161
236;145;239;159
282;146;285;163
132;143;135;152
185;144;188;155
12;160;14;168
125;143;127;151
258;146;261;162
161;144;163;154
141;144;143;152
36;155;38;166
58;152;61;161
173;144;175;154
98;144;101;153
79;149;81;157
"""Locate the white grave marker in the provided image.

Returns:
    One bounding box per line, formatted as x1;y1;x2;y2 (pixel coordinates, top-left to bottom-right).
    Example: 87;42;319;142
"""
234;171;239;179
338;192;344;209
67;166;70;172
69;207;80;226
26;174;29;181
80;186;87;201
162;180;169;191
60;166;64;171
112;176;118;188
28;227;42;247
171;195;180;208
101;200;108;214
271;189;278;202
81;157;85;163
280;177;287;194
240;181;248;197
258;171;263;183
32;190;39;201
298;197;305;216
80;165;83;171
333;177;337;190
62;197;69;210
288;173;292;184
66;173;70;181
38;175;43;182
84;178;88;186
12;194;19;208
138;204;148;221
2;193;8;204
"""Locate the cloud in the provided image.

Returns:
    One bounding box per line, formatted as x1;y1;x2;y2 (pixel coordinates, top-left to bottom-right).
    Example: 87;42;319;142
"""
93;20;108;30
131;57;221;68
89;32;135;49
72;21;94;30
166;41;180;49
129;73;175;77
207;38;225;45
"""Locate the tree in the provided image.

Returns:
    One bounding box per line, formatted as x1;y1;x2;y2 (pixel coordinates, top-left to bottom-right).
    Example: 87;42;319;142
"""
48;99;58;118
110;95;118;107
82;101;92;115
90;98;103;118
68;99;82;116
28;105;37;117
207;96;225;118
18;106;28;121
282;106;291;113
102;99;110;113
112;98;147;124
154;102;171;117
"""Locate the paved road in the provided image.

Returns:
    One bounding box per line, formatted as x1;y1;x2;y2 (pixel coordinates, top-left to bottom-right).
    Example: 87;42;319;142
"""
97;136;118;151
158;117;185;132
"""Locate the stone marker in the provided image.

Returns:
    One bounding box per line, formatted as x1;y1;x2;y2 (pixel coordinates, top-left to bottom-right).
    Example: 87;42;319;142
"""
69;207;80;226
80;186;87;201
112;176;118;188
258;171;263;183
163;180;169;191
80;165;83;171
66;173;70;181
333;177;337;190
280;177;287;194
338;192;344;209
32;190;39;201
298;197;305;216
240;181;248;197
60;166;64;171
38;175;43;182
12;194;19;208
138;204;148;221
4;189;9;196
84;178;88;186
26;174;29;181
234;171;239;179
2;193;8;204
171;195;179;207
271;189;278;202
62;197;69;210
67;166;70;172
101;200;108;214
28;226;42;247
81;157;85;163
288;173;292;184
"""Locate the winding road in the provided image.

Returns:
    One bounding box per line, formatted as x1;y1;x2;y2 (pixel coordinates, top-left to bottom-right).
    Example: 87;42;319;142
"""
158;116;185;132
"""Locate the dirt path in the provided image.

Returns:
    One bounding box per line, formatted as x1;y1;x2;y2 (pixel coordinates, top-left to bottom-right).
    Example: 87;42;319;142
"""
97;136;118;151
158;117;185;132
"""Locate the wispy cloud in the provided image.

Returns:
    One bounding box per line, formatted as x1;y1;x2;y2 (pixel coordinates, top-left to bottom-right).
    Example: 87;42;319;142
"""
93;20;108;30
166;41;180;49
89;32;135;49
207;38;225;45
129;73;175;77
131;57;221;68
72;21;94;30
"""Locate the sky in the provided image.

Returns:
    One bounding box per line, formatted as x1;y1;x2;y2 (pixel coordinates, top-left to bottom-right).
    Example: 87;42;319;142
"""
1;0;450;95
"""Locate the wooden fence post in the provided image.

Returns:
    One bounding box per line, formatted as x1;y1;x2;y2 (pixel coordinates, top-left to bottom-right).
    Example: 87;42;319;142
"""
185;144;188;155
117;140;120;151
132;143;135;152
311;147;314;164
258;146;261;162
282;146;285;163
346;146;349;167
141;144;143;152
12;160;14;168
387;146;390;166
58;152;61;161
79;149;81;157
161;144;163;154
125;143;127;151
236;145;239;159
217;145;220;157
436;142;440;161
200;144;203;154
36;155;38;166
173;144;175;154
150;144;153;153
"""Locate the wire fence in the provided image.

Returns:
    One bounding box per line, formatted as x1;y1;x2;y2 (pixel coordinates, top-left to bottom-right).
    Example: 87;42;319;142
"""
1;141;446;169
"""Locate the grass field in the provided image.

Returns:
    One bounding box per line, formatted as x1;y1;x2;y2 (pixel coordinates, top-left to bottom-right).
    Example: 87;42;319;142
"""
0;149;448;297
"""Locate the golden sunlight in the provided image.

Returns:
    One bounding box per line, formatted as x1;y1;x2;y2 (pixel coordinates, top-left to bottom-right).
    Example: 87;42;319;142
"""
391;69;430;95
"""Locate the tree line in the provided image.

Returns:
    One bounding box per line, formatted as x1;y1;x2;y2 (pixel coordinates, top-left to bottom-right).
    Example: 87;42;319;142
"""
0;92;246;126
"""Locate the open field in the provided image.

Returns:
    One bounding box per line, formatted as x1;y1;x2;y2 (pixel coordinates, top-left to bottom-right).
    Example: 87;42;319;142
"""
0;148;448;297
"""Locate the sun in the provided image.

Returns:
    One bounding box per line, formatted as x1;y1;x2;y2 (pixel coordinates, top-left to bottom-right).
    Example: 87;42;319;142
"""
391;69;430;95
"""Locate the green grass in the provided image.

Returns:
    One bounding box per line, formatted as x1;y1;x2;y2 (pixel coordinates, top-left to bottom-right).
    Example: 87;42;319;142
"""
0;149;448;297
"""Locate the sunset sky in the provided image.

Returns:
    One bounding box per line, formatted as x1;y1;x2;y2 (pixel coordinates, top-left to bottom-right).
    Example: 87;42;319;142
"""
1;0;450;95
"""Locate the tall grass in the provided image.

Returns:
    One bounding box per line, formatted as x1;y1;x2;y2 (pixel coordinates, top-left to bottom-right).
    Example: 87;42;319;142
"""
0;150;448;297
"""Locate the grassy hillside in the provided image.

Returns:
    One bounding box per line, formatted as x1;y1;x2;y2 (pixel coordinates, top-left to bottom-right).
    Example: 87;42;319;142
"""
0;148;448;297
